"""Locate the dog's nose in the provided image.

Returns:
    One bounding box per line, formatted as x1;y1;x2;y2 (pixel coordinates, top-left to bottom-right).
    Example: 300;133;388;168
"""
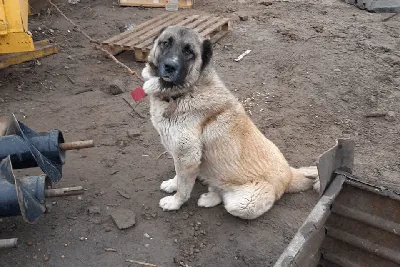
163;59;179;75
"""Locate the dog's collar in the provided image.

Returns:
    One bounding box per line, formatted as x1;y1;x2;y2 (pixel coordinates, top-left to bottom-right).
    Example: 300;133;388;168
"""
161;93;185;102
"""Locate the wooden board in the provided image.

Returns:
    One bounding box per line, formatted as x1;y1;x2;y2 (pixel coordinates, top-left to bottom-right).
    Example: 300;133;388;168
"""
101;13;231;62
119;0;194;8
0;116;8;136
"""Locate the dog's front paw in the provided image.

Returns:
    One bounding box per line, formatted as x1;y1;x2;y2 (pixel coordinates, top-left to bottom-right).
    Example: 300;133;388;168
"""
141;64;153;81
160;176;178;193
159;195;183;211
143;77;160;94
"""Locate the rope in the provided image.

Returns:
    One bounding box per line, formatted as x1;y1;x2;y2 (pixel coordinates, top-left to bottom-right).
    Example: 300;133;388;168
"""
48;0;143;82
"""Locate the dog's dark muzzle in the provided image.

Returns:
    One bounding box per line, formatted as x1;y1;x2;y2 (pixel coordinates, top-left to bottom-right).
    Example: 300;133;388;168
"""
159;58;183;84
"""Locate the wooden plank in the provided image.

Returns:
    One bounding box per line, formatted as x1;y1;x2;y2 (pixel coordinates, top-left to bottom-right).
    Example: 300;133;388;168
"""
193;16;220;33
100;45;124;56
0;117;8;136
200;18;230;37
316;139;355;196
184;15;210;29
144;16;228;51
103;13;173;45
119;0;194;8
210;30;229;43
174;14;201;26
123;13;187;48
143;15;205;50
134;49;147;62
114;13;182;47
101;13;231;62
272;175;346;267
294;226;324;267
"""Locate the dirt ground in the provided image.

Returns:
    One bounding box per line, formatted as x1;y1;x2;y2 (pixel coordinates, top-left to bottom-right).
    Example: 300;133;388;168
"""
0;0;399;266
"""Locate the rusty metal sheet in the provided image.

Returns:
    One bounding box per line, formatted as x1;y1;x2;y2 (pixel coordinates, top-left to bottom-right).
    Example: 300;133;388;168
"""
321;236;400;267
273;175;346;267
320;182;400;267
317;139;355;196
275;138;400;267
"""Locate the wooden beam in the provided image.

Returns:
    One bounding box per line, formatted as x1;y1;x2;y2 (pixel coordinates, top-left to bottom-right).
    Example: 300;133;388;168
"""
119;0;194;8
0;116;8;136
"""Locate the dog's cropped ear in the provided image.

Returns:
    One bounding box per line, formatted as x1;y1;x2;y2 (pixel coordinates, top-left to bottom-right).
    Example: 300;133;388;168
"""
201;39;213;71
153;26;168;42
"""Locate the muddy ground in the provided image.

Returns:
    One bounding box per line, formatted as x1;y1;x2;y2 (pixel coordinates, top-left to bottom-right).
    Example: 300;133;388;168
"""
0;0;399;266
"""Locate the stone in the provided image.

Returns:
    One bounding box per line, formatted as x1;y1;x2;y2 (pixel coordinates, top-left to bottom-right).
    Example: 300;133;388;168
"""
258;1;272;6
108;79;125;95
345;0;400;12
127;129;141;138
313;25;324;33
111;209;136;230
182;212;190;220
119;24;136;33
88;206;101;214
239;15;249;21
385;111;396;122
117;190;131;199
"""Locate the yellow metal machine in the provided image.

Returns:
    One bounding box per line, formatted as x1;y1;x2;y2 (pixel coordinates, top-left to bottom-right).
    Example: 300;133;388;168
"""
0;0;59;68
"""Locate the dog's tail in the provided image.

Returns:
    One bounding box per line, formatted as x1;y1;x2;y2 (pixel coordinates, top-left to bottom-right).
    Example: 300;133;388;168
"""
285;166;320;193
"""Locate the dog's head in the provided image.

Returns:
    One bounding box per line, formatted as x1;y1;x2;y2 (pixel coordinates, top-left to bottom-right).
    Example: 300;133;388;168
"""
147;26;213;88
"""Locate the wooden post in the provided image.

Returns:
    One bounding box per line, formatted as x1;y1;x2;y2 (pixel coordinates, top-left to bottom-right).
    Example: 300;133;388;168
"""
0;238;18;250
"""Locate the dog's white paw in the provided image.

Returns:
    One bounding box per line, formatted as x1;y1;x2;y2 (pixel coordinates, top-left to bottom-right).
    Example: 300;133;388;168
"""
143;77;160;94
198;192;222;208
298;166;319;178
141;64;152;81
160;176;178;193
159;195;182;211
313;179;321;193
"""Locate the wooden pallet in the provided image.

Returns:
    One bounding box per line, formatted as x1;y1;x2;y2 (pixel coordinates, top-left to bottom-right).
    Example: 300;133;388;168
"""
102;13;231;62
119;0;194;8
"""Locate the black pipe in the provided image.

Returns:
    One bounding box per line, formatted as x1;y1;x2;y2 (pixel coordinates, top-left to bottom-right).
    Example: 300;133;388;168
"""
0;130;65;169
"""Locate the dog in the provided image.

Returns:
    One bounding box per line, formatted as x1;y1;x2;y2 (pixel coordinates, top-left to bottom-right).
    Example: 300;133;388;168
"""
141;26;319;220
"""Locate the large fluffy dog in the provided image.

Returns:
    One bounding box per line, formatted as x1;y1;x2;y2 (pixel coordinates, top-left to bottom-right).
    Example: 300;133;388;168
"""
141;26;319;220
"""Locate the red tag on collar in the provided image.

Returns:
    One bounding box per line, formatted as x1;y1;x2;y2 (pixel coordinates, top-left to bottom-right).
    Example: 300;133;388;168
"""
131;87;146;102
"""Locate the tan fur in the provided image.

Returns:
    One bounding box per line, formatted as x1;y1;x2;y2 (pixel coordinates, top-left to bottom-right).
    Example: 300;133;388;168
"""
142;26;319;220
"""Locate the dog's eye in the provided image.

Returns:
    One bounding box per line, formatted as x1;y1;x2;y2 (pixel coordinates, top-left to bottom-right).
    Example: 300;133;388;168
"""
161;41;169;48
183;46;193;57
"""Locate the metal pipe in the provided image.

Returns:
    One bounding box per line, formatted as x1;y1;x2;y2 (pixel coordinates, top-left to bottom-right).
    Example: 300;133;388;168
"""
59;140;94;151
0;238;18;250
45;186;84;197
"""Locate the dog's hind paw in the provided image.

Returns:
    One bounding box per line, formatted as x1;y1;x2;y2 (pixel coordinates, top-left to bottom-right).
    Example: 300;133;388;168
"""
159;195;183;211
198;192;222;208
160;176;178;193
313;179;321;193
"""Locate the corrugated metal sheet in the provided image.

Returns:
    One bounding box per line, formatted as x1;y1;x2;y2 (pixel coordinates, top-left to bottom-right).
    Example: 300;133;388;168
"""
320;180;400;267
274;139;400;267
